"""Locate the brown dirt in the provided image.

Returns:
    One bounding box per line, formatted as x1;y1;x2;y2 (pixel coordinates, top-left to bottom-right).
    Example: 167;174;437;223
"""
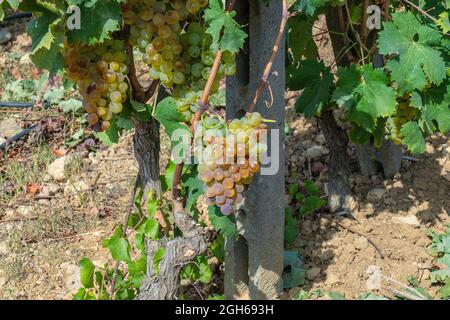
285;104;450;299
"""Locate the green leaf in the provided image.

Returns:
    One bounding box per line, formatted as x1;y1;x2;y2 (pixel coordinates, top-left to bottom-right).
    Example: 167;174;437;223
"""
144;218;160;240
208;294;225;300
184;173;204;212
180;255;213;284
95;120;120;145
299;195;326;215
103;225;131;263
27;13;64;74
163;161;177;191
154;97;191;153
288;15;318;60
348;123;371;145
328;291;346;300
288;60;333;118
128;255;147;276
211;234;225;262
285;208;298;245
400;121;426;154
79;258;95;288
203;0;247;53
208;206;238;238
421;102;450;134
303;180;319;195
153;247;165;276
378;12;446;91
288;184;299;197
293;0;332;16
358;292;389;300
66;0;122;45
332;64;397;132
59;99;83;115
116;117;134;130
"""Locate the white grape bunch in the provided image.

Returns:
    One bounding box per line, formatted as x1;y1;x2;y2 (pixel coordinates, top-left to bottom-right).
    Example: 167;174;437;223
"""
196;112;269;216
63;40;129;131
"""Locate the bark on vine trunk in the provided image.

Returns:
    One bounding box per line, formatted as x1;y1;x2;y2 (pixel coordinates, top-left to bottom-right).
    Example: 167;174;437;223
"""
318;109;355;212
133;106;206;300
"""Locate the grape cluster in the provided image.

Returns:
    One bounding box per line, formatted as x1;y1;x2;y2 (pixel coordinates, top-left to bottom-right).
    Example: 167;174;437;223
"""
387;95;417;144
196;113;269;216
123;0;237;94
63;40;129;131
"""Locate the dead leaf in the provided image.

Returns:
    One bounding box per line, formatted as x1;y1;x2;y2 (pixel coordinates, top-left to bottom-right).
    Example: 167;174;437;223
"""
52;148;67;157
26;183;41;196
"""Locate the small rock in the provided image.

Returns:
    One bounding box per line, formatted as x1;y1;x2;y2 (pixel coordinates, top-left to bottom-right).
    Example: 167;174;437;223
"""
316;134;326;144
0;271;7;287
419;211;435;223
0;119;22;138
392;215;420;227
306;267;321;280
47;183;61;195
392;181;404;189
0;241;8;255
443;172;450;183
60;262;81;293
64;180;90;195
0;137;6;145
47;156;66;181
422;269;431;280
306;146;329;159
19;53;31;64
366;188;386;202
354;236;369;250
325;273;340;286
0;28;12;45
16;205;33;217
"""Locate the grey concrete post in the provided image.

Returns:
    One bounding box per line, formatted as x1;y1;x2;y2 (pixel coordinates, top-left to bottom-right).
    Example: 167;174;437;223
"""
225;0;285;300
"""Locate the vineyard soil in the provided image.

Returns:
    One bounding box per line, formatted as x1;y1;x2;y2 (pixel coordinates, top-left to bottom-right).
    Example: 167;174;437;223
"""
1;12;449;300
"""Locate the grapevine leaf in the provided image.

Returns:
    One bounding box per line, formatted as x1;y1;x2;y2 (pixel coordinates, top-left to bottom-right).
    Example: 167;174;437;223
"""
66;0;122;45
79;258;95;288
115;116;134;130
378;12;446;90
95;120;120;145
421;102;450;134
183;174;203;212
208;206;238;238
288;60;333;118
203;0;247;53
438;11;450;33
348;123;371;145
400;121;426;154
27;9;64;74
288;15;318;60
103;225;131;263
154;97;191;153
293;0;332;16
154;97;190;137
153;247;165;276
284;208;297;245
144;218;159;240
332;64;397;132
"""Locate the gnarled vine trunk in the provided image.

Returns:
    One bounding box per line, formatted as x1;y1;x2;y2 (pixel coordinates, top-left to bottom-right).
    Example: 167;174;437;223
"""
318;109;355;212
133;108;206;300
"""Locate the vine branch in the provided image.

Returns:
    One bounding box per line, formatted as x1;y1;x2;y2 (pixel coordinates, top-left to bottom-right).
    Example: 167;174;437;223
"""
247;0;288;113
110;175;140;299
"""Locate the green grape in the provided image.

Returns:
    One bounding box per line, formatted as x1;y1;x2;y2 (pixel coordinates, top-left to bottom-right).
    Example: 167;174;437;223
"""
191;63;203;77
188;32;202;46
188;46;201;58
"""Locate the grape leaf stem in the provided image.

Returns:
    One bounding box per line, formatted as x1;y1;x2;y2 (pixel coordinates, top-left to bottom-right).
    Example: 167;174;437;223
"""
247;0;288;113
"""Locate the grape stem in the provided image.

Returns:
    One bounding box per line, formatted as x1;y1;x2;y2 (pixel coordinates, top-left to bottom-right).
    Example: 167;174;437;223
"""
247;0;288;113
123;25;160;103
172;1;236;202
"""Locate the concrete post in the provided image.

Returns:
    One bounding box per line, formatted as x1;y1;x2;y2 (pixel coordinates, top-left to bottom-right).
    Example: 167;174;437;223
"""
225;0;285;300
